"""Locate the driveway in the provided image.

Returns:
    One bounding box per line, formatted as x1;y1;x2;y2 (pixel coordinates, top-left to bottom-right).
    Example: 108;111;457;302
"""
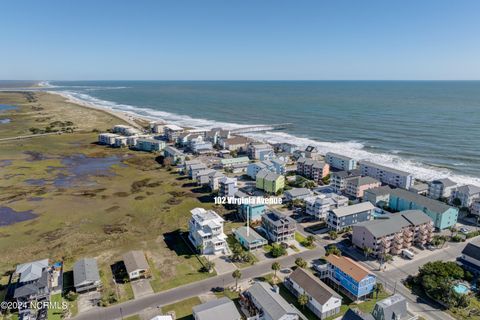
131;279;154;298
212;255;237;275
77;292;101;313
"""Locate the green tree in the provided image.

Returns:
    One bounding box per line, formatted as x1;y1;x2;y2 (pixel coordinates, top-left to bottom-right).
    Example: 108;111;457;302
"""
306;235;315;246
363;246;373;258
325;245;342;256
328;230;338;240
452;198;462;207
232;269;242;289
374;283;384;300
272;262;281;280
271;243;287;257
298;293;309;310
295;258;307;269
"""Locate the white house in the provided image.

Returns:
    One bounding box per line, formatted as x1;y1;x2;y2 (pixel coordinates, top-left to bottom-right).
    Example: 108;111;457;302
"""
460;238;480;273
428;178;457;200
325;152;357;171
98;133;120;145
305;193;349;220
450;184;480;208
284;188;312;202
188;208;227;255
285;268;342;319
122;251;150;280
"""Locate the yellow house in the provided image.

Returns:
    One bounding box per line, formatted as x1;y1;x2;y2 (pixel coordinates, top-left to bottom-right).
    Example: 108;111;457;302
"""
256;169;285;194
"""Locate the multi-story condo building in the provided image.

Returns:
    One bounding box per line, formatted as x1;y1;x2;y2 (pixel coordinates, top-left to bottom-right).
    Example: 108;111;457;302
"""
112;124;141;136
188;208;227;255
325;152;357;171
428;178;457;200
285;268;342;319
135;138;166;152
359;161;414;190
364;186;392;207
327;202;375;231
330;169;362;193
352;210;434;257
164;124;184;142
296;158;330;184
261;211;296;242
219;177;238;197
98;133;120;145
344;176;381;199
305;193;349;220
450;184;480;208
209;171;225;191
388;188;458;230
163;146;185;164
256;169;285;194
220;136;250;152
247;161;273;179
319;255;376;301
247;143;275;160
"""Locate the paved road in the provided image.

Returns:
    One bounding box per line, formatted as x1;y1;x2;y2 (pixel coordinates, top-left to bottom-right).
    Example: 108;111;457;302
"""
0;132;63;142
72;247;325;320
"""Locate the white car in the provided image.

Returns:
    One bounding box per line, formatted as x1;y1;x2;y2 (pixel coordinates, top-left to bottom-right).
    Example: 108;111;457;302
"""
460;227;470;234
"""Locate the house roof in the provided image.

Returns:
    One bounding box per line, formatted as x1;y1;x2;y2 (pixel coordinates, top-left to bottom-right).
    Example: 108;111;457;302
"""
331;169;362;179
285;188;311;198
373;294;408;320
245;282;298;320
350;176;380;186
15;259;49;283
390;188;454;213
331;202;375;217
457;184;480;196
123;251;149;273
430;178;457;188
462;238;480;261
192;297;241;320
342;308;375;320
225;136;249;145
289;268;340;304
13;270;49;299
73;258;100;287
257;169;282;182
234;226;266;244
365;186;392;197
325;255;373;282
354;210;432;238
263;211;295;227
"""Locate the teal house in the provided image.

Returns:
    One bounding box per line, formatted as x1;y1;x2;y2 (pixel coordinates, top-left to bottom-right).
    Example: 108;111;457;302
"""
388;188;458;230
238;203;266;222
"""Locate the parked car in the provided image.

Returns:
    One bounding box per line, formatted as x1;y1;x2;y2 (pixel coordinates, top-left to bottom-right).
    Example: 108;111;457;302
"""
460;227;470;234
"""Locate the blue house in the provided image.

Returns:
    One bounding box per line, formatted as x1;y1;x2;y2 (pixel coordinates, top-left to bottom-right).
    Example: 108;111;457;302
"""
323;255;376;301
238;203;266;222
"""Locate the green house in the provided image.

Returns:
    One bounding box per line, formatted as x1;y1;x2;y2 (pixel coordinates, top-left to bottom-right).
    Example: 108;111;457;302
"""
256;169;285;194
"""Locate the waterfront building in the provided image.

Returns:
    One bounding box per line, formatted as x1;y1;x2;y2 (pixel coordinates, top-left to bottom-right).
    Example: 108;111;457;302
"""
135;138;166;152
114;136;128;148
359;161;414;189
344;176;381;199
196;169;217;185
188;208;227;255
285;268;342;319
13;259;51;307
352;210;434;257
428;178;457;200
247;143;275;160
219;177;238;198
112;124;141;136
98;133;120;145
305;193;349;220
163;146;185;164
296;158;330;184
327;202;375;231
450;184;480;208
330;169;362;193
261;211;296;242
221;136;250;152
164;124;184;142
325;152;357;171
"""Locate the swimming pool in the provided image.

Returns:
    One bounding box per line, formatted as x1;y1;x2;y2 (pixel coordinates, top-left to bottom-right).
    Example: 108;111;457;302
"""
453;283;470;295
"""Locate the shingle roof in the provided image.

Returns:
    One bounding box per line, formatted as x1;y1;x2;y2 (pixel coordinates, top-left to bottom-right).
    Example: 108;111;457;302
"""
234;226;266;245
365;186;392;196
245;282;298;320
350;176;380;186
325;255;373;282
331;202;375;217
390;188;454;213
192;297;241;320
432;178;457;188
73;258;100;287
15;259;49;283
285;188;311;198
457;184;480;196
373;294;408;320
289;268;340;304
123;251;149;274
331;169;362;179
342;308;375;320
462;238;480;261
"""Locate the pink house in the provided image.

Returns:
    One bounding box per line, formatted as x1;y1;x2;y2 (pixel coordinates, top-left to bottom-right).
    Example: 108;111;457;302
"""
345;176;381;198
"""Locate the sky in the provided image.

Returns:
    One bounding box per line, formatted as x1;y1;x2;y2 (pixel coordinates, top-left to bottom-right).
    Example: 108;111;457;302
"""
1;0;480;80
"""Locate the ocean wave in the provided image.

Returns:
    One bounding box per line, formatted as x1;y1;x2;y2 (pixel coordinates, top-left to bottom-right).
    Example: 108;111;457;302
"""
49;89;480;187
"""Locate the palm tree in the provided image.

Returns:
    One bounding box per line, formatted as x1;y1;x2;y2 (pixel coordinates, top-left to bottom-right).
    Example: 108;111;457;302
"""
363;246;373;258
298;293;309;310
306;235;315;246
272;262;281;281
232;269;242;290
295;258;307;269
328;230;338;240
449;226;458;240
373;283;384;300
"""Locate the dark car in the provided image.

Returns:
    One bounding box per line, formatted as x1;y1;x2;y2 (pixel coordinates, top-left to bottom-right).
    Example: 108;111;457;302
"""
211;286;224;293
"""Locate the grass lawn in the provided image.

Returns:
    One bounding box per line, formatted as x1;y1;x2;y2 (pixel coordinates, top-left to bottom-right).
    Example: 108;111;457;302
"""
0;91;229;304
295;232;316;249
47;293;63;320
161;296;202;320
226;235;258;269
124;316;141;320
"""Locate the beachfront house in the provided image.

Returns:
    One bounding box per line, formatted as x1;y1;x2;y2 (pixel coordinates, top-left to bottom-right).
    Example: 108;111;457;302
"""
247;143;275;160
296;158;330;184
387;188;458;230
330;169;362;193
261;211;296;242
73;258;101;293
13;259;51;309
352;210;434;257
193;297;242;320
427;178;457;200
123;251;150;280
320;255;376;301
221;136;250;152
188;208;227;255
221;156;250;173
285;268;342;319
359;161;414;190
450;184;480;209
241;282;300;320
325;152;357;171
209;171;226;191
234;226;268;250
284;188;312;202
256;169;285;194
164;124;184;142
327;202;375;231
113;124;141;136
344;176;381;199
305;193;349;220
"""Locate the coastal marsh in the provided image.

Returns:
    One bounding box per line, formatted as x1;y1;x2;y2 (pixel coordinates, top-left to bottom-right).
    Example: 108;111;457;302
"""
0;92;228;304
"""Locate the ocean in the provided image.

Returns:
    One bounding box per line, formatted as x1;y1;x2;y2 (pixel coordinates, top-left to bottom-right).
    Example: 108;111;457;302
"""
29;81;480;186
